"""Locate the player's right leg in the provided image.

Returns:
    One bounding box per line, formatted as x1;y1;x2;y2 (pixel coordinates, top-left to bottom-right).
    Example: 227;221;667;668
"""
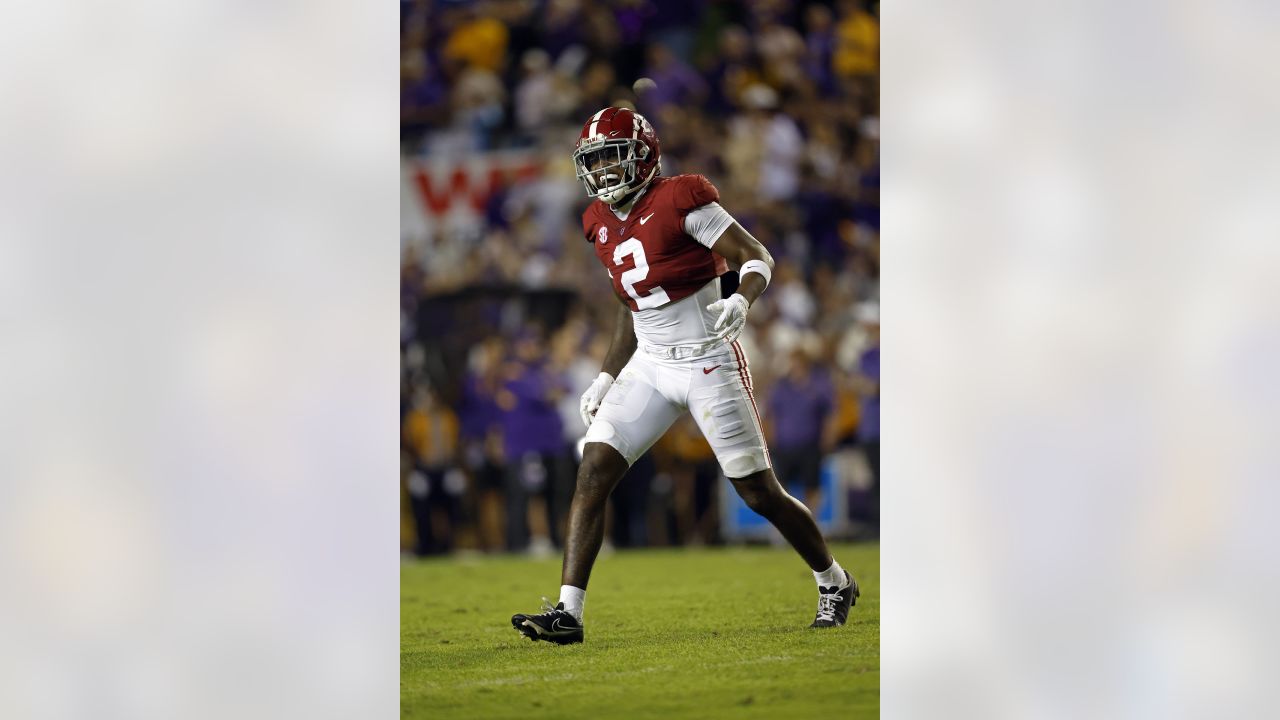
560;442;629;590
511;354;683;644
509;442;624;645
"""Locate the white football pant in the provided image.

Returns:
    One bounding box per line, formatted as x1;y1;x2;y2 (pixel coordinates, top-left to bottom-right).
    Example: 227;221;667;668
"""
583;340;772;478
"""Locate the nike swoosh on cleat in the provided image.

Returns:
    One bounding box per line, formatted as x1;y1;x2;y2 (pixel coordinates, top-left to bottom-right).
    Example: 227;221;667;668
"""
639;213;655;224
549;618;578;633
702;365;722;374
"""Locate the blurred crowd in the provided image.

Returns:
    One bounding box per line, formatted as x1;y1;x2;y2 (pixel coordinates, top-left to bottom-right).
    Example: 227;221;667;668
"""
401;0;879;555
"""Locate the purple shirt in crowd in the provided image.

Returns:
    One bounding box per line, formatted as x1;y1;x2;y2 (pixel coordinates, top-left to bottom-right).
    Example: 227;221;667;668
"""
459;373;496;441
858;347;880;441
500;362;566;458
642;62;707;115
767;370;834;450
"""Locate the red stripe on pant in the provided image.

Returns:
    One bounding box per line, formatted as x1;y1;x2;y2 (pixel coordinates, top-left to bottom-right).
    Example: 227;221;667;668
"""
730;340;770;466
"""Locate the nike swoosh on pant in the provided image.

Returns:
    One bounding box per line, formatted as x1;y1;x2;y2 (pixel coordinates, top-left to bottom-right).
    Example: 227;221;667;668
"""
702;365;722;374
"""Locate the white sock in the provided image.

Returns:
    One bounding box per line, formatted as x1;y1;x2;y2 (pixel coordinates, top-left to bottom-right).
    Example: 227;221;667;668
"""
814;559;847;589
558;585;585;621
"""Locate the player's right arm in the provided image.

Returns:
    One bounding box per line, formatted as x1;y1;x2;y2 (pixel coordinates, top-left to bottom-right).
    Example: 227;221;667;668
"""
601;297;636;378
580;297;636;429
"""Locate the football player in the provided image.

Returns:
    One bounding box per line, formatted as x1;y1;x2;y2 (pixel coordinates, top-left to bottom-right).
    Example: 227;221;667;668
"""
512;107;857;644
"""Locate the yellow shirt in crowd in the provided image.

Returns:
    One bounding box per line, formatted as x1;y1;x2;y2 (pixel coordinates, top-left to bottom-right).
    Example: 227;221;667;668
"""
444;17;509;73
403;407;460;468
835;10;879;77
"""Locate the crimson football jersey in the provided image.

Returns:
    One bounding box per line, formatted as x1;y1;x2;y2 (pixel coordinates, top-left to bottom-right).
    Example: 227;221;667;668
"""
582;174;729;312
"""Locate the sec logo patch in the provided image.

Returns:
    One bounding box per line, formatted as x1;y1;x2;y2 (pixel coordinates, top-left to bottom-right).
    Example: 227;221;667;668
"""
597;227;608;244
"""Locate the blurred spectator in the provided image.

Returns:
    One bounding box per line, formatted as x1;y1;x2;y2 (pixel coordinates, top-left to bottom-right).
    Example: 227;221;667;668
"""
514;49;556;136
854;303;880;532
796;162;847;267
540;0;589;61
607;2;654;82
401;49;449;148
403;385;464;555
654;415;722;545
834;0;879;80
704;25;762;116
496;331;571;554
772;259;818;328
823;369;862;452
612;453;656;549
514;51;581;143
548;315;606;540
803;4;839;97
460;337;508;552
768;348;835;511
639;43;708;116
574;58;620;120
551;315;606;440
449;66;506;151
725;84;804;202
755;19;806;92
442;4;509;73
647;0;699;63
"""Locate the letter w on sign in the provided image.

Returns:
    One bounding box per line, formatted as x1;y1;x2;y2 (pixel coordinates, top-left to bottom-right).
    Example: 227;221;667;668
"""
408;153;542;215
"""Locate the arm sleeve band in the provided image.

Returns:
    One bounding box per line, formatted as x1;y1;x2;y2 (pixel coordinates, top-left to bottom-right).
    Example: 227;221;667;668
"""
740;259;772;287
682;202;735;249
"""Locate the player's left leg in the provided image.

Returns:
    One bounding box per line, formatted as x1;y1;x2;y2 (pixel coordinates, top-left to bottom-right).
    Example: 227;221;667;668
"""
689;342;859;627
728;468;831;570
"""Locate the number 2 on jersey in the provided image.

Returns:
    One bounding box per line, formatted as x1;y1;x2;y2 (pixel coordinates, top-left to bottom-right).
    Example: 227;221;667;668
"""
613;237;671;310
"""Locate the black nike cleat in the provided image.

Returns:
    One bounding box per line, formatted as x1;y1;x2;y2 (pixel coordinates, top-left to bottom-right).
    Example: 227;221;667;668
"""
810;570;859;628
511;599;584;644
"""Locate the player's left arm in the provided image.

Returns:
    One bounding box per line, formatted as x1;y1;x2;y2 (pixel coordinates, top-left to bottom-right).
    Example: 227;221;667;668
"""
708;222;774;307
704;221;773;341
677;174;774;340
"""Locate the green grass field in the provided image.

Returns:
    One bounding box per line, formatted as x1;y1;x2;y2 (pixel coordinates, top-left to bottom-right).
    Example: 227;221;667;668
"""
402;542;878;719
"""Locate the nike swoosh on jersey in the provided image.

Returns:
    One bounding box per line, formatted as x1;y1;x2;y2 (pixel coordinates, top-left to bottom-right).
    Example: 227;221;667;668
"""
702;365;722;374
639;213;655;224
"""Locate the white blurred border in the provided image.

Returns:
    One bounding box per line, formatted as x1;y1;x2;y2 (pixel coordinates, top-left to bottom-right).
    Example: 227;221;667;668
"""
0;2;398;718
884;1;1280;718
6;0;1280;717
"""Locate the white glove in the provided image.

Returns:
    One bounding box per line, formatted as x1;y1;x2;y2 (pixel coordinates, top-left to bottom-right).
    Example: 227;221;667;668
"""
579;371;615;429
707;293;749;345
